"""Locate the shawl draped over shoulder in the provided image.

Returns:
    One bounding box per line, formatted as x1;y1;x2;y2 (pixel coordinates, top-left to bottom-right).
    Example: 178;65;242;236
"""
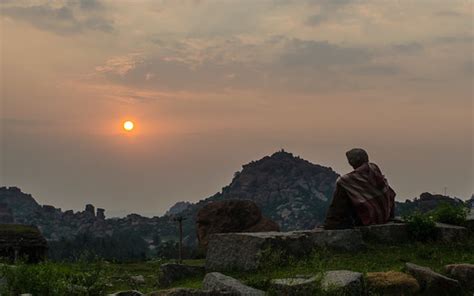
337;162;395;225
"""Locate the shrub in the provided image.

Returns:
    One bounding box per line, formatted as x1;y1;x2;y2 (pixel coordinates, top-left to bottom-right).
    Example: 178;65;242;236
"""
403;212;437;242
430;202;468;226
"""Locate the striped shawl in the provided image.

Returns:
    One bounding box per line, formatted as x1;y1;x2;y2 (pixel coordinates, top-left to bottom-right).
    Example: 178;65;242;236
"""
337;162;395;225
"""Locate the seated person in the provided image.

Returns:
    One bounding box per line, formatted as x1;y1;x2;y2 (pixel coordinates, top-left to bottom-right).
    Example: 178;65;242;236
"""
324;148;395;229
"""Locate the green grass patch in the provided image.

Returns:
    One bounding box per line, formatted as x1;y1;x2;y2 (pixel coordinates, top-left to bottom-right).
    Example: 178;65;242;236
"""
1;239;472;294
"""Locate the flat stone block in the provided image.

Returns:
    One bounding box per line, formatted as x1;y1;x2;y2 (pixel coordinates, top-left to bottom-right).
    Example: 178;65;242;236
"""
358;223;409;244
206;229;364;271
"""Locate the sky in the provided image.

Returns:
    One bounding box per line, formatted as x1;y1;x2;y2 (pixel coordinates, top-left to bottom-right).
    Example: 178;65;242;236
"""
1;0;473;217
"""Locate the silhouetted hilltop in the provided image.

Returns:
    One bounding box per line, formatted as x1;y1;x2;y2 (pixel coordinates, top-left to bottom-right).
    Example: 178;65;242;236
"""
209;150;339;229
1;152;472;260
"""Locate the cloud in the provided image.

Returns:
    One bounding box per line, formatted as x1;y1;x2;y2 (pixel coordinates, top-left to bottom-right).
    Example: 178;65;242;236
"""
305;0;354;26
93;36;374;94
95;53;145;76
1;0;113;35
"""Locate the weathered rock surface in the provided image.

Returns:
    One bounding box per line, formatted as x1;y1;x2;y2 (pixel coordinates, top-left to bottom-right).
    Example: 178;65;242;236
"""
405;262;462;296
366;271;420;296
159;264;205;287
435;223;467;242
321;270;363;295
196;200;279;248
358;223;409;243
202;272;265;296
109;291;144;296
444;263;474;292
206;229;364;271
147;288;230;296
270;276;317;295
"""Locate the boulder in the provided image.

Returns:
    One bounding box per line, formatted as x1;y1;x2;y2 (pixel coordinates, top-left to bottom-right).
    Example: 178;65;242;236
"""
202;272;265;296
147;288;229;296
159;264;205;287
205;229;364;271
108;291;144;296
435;223;467;242
321;270;364;295
444;263;474;292
405;262;462;296
358;223;409;244
269;277;318;295
196;200;279;248
366;271;420;296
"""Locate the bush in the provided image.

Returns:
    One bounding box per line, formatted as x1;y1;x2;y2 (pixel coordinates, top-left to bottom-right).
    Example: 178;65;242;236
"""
430;202;468;226
403;212;437;242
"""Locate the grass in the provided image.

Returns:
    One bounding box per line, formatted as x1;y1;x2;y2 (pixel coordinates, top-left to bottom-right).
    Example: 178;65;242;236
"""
1;239;473;294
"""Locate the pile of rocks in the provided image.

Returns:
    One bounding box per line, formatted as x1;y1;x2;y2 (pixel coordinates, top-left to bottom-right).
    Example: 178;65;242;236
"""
109;262;474;295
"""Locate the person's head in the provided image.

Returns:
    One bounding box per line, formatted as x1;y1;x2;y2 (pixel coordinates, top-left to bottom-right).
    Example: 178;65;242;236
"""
346;148;369;169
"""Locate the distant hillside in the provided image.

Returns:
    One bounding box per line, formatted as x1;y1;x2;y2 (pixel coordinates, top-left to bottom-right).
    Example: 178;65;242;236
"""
1;151;472;260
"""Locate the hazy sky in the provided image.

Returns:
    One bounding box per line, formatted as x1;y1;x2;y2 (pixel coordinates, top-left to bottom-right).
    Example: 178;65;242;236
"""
1;0;473;217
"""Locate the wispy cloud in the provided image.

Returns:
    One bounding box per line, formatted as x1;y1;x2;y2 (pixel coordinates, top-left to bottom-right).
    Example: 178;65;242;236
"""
1;0;113;35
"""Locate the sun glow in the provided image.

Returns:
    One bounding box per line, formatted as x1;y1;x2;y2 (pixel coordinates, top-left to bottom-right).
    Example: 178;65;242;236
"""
123;120;134;131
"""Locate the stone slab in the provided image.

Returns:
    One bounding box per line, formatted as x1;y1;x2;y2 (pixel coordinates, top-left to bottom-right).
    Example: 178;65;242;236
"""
321;270;363;295
205;229;365;271
202;272;265;296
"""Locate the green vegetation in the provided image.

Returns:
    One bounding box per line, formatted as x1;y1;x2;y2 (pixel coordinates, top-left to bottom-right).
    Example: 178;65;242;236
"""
1;239;472;295
431;202;469;226
403;202;470;241
403;211;438;241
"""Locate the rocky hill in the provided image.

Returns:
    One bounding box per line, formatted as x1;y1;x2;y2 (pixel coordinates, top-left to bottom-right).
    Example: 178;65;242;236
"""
1;150;471;260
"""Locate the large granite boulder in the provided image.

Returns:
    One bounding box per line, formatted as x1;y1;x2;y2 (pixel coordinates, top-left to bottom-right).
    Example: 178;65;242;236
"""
159;264;205;287
444;263;474;292
405;263;462;296
366;271;420;296
196;200;279;248
269;276;318;295
202;272;265;296
205;229;364;271
321;270;364;295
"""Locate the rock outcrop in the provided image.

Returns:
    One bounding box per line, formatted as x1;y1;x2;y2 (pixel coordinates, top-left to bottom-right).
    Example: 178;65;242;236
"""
405;262;462;296
444;263;474;293
196;200;279;248
321;270;364;295
366;271;420;296
202;272;265;295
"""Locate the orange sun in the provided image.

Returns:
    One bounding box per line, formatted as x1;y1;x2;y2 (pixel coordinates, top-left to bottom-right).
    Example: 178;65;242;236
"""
123;120;134;131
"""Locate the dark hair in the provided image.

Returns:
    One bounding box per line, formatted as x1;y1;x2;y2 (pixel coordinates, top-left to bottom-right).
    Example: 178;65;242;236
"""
346;148;369;169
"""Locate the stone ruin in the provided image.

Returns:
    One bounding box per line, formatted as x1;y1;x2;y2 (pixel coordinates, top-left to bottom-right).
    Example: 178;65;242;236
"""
0;224;47;263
